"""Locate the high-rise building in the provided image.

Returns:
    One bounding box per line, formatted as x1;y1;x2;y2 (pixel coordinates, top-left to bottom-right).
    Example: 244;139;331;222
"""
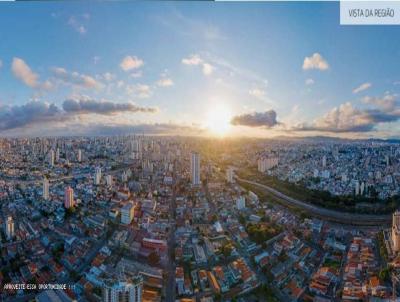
190;152;201;186
322;155;326;168
392;210;400;252
48;149;55;167
103;275;143;302
43;177;49;200
106;175;113;187
121;203;134;225
5;216;14;240
95;167;102;185
55;148;60;162
77;149;82;162
64;186;75;209
121;171;128;182
355;181;360;196
226;167;234;183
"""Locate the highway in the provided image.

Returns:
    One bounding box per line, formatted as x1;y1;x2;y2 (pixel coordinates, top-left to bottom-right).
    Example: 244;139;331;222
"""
237;177;392;226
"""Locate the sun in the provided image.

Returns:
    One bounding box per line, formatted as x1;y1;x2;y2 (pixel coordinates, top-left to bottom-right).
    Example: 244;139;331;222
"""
205;103;232;137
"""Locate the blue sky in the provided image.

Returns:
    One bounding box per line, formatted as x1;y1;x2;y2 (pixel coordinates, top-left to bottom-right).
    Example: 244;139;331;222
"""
0;2;399;137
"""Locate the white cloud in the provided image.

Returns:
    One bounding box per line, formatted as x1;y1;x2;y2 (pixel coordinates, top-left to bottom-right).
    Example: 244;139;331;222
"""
120;56;144;71
362;94;397;111
157;78;174;87
182;54;214;76
302;53;329;71
52;67;101;89
182;54;203;66
294;94;400;133
41;80;54;90
126;83;152;98
101;72;115;82
68;16;87;34
353;82;372;94
11;57;39;88
202;63;214;75
130;71;143;78
305;78;314;85
249;88;265;99
0;59;2;69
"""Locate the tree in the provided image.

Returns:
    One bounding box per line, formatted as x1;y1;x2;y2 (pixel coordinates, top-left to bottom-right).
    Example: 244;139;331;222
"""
238;214;246;225
379;267;390;283
222;244;233;258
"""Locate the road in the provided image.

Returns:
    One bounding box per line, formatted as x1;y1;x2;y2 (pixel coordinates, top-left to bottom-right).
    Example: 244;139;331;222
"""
237;177;391;226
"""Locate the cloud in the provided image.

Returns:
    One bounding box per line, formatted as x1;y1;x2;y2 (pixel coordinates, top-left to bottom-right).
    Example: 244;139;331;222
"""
102;72;115;82
302;53;329;71
0;59;2;69
182;54;214;76
68;15;88;34
52;67;101;89
125;84;152;98
93;56;100;65
0;101;62;130
130;71;143;78
305;78;314;85
202;63;214;75
249;88;265;99
157;77;174;87
353;82;372;94
0;97;158;133
62;97;158;115
12;57;39;88
294;95;400;133
120;56;144;71
182;54;202;66
231;110;278;128
362;94;397;111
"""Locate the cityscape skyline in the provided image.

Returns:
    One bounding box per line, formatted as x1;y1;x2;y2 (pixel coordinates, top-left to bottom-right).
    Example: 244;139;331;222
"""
0;2;400;138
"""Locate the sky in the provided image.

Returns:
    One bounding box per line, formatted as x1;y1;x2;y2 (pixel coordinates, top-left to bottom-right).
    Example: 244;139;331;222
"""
0;2;400;138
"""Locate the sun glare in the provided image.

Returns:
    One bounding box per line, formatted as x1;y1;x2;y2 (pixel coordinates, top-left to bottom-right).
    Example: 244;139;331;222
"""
205;103;232;137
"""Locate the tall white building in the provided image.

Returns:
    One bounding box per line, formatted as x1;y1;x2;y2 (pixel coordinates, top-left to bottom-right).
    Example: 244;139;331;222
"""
48;149;55;167
56;148;60;162
43;177;49;200
5;216;14;240
226;167;234;183
103;275;143;302
106;175;113;187
121;203;134;225
121;171;128;182
322;155;327;168
392;210;400;252
77;149;82;162
355;181;360;196
95;167;102;185
190;152;201;186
